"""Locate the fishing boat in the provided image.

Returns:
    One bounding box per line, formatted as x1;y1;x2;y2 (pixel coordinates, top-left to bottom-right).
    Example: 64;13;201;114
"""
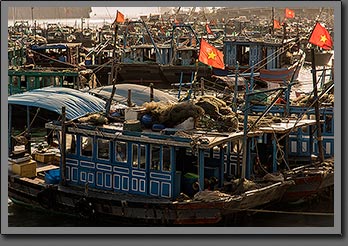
84;21;212;87
214;36;306;87
8;98;298;225
247;91;334;204
27;42;83;68
252;115;334;203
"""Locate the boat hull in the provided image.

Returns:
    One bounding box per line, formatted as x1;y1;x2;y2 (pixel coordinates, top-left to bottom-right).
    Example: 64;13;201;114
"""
116;64;212;88
282;173;334;203
8;173;292;225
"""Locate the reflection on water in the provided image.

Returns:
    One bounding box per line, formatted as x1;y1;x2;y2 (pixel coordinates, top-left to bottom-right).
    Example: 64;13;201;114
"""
8;197;334;227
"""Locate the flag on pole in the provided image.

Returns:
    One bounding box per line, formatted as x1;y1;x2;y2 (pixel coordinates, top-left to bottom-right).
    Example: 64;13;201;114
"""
285;8;295;18
115;10;125;23
205;23;213;34
198;38;224;69
308;22;333;50
273;19;281;29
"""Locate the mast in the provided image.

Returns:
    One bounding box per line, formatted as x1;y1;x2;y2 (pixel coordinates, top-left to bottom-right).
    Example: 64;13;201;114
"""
241;62;255;179
105;17;120;116
271;7;274;35
31;7;34;26
311;48;324;162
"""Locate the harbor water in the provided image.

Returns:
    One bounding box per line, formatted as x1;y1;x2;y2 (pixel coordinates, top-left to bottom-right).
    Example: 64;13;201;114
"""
7;65;335;228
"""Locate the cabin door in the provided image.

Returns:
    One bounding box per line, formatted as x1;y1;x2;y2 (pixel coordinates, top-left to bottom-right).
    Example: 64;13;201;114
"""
130;143;147;196
148;145;173;198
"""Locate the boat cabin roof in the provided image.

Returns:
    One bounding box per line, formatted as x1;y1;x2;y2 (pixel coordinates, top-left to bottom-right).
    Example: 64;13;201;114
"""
46;119;246;149
256;119;317;134
9;87;106;120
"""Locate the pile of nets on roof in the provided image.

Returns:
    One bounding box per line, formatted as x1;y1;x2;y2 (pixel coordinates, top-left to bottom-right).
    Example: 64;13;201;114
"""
142;95;240;132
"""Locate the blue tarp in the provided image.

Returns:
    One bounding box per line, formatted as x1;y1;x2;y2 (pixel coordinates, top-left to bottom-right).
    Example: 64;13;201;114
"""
30;43;81;50
8;87;106;120
31;44;68;50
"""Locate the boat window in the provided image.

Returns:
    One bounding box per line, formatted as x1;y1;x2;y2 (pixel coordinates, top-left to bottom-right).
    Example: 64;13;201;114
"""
150;145;161;170
66;134;76;154
97;139;110;160
236;45;250;66
132;144;139;167
132;143;146;169
81;136;93;157
325;115;333;133
139;144;146;170
115;141;127;163
162;146;171;172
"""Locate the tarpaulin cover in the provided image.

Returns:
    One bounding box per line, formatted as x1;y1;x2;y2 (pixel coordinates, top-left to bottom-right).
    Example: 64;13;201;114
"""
31;43;81;50
89;84;176;106
8;87;106;120
31;44;68;50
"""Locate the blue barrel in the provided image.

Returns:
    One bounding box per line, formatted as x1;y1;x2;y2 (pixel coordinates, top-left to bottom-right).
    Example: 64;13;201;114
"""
45;169;61;184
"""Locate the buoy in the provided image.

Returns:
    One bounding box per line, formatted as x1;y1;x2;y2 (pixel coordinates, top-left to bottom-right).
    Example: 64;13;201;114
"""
141;114;153;128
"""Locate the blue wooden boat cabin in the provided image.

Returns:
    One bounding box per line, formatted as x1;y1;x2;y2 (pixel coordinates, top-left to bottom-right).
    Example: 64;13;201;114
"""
46;120;247;199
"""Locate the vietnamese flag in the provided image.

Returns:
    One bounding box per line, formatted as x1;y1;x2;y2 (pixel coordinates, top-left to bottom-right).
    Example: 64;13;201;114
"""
198;38;224;69
308;22;333;50
273;19;281;29
205;23;213;34
115;10;125;23
285;8;295;18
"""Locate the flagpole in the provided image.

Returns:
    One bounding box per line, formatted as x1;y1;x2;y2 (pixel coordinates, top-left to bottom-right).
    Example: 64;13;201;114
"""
310;47;325;163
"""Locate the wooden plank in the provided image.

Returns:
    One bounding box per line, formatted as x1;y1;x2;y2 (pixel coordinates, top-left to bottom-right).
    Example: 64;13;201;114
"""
36;165;59;173
19;177;45;185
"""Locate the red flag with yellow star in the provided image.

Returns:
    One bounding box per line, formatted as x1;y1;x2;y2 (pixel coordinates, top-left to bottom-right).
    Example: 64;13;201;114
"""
309;22;333;50
273;19;281;29
285;8;295;18
198;38;224;69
